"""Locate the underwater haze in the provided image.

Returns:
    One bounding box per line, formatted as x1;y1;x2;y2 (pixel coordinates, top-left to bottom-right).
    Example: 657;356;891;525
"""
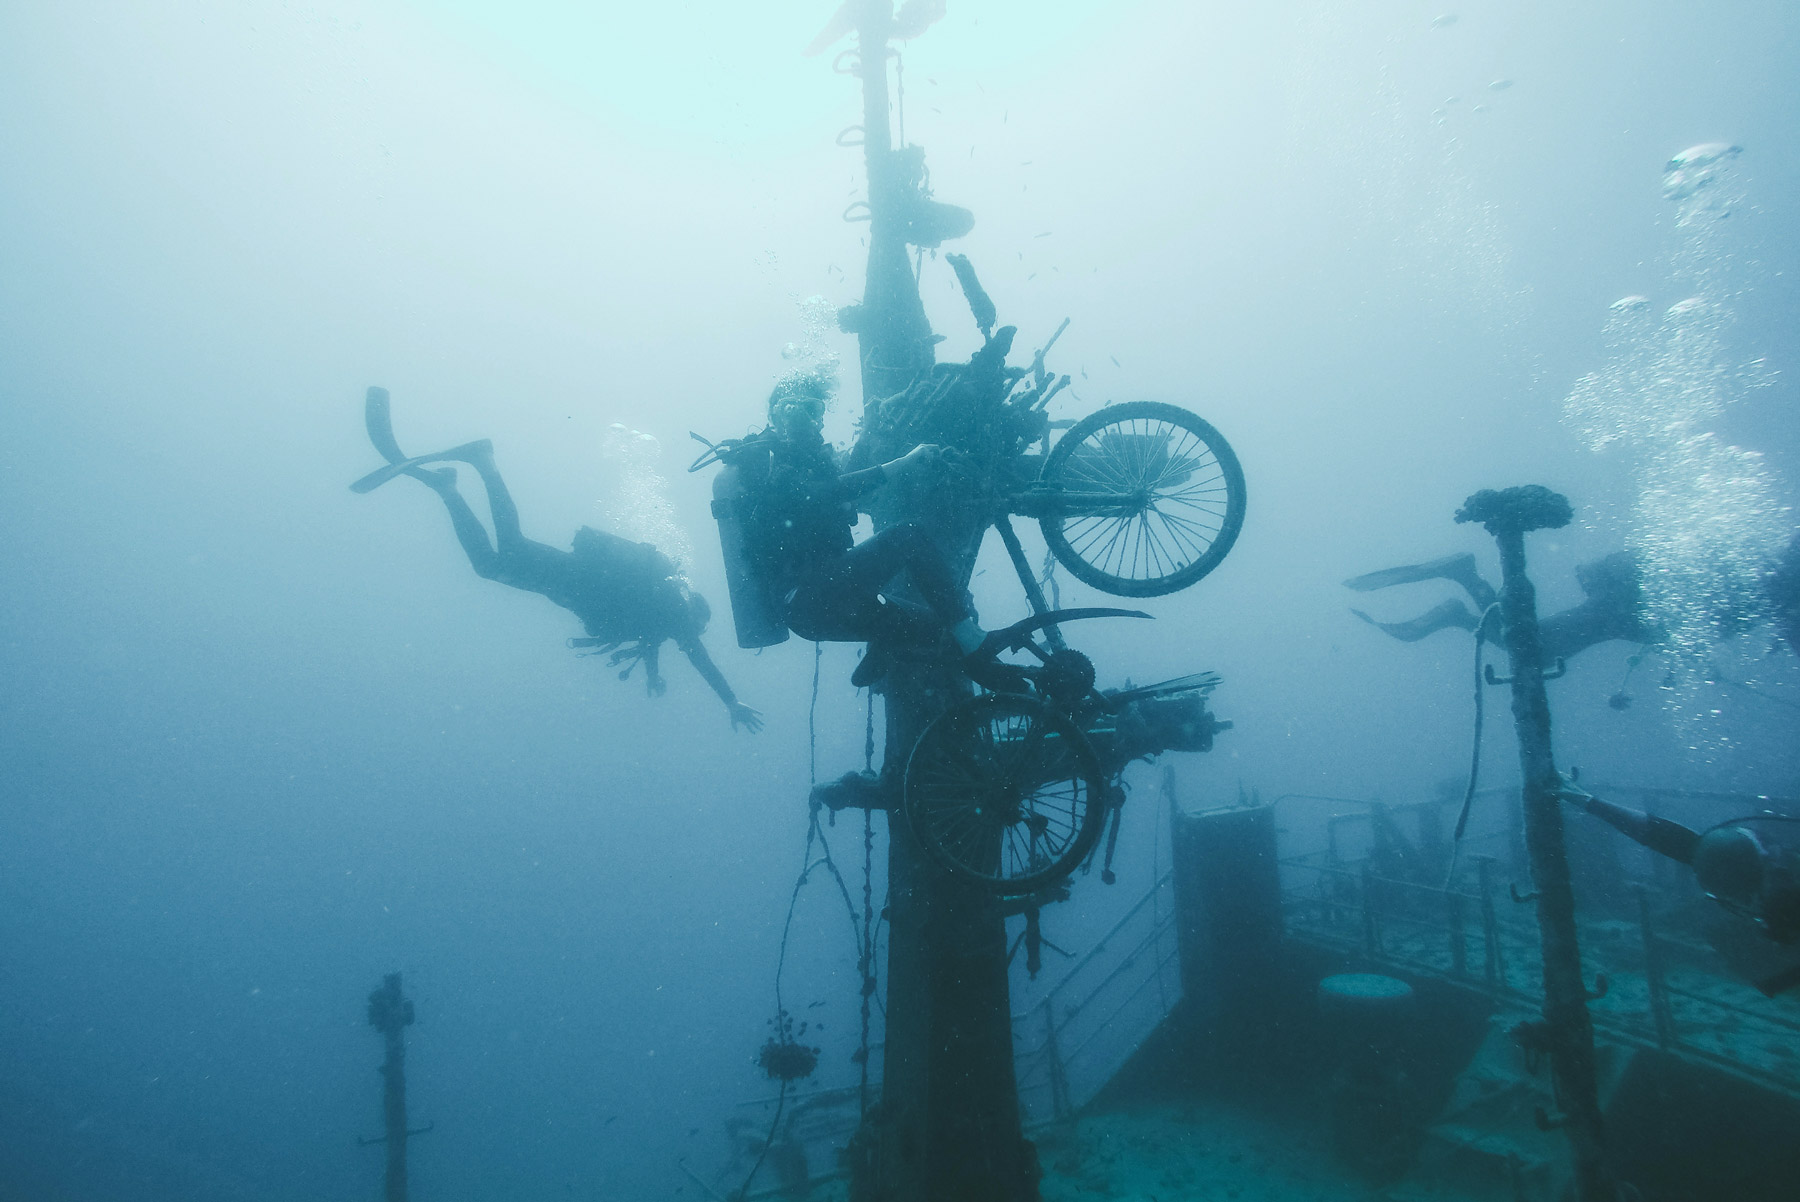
2;2;1797;1200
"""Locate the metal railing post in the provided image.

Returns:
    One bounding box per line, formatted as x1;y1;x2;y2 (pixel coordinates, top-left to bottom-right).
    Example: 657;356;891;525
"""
1360;864;1380;959
1475;855;1504;995
1043;1000;1073;1124
1636;886;1675;1051
1448;888;1468;979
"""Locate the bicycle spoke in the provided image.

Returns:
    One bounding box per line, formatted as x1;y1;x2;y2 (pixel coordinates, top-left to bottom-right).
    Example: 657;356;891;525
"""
1148;507;1212;561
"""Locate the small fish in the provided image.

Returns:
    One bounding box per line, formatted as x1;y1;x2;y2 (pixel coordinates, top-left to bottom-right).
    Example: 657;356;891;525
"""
1110;355;1121;368
1080;367;1089;380
688;1127;700;1137
1488;78;1513;91
1034;231;1051;238
807;1000;826;1008
1431;14;1458;28
604;1115;619;1126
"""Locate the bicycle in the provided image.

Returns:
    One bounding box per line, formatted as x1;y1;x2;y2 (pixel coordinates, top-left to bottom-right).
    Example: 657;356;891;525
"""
902;610;1226;896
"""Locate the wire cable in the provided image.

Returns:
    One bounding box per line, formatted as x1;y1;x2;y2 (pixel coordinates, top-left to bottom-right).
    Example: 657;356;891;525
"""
1444;603;1503;890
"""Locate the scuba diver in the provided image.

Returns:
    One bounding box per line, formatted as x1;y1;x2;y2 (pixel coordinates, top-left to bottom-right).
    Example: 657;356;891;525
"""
1558;775;1800;993
1347;535;1800;665
351;388;763;732
707;370;985;687
1344;550;1657;662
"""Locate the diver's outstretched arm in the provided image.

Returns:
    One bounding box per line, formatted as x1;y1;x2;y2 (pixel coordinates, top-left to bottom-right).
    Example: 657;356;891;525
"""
1558;777;1701;865
682;639;763;733
1350;597;1482;643
1344;552;1499;609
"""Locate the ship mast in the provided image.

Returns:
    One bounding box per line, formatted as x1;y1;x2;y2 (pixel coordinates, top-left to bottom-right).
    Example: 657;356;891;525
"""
839;5;1038;1200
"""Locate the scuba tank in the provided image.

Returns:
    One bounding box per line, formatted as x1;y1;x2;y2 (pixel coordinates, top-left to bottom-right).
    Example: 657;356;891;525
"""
701;437;790;649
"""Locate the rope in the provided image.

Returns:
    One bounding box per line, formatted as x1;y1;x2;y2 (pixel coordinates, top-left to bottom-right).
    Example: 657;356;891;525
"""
1444;603;1503;890
775;641;863;1040
733;1079;789;1202
859;807;875;1116
809;642;822;785
857;689;877;1114
780;653;881;1127
1040;545;1062;611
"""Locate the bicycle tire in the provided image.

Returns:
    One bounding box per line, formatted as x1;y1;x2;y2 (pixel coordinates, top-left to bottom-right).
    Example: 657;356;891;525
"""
903;693;1108;895
1038;401;1246;598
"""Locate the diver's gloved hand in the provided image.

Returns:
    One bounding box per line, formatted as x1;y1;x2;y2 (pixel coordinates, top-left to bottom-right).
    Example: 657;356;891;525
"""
1556;770;1595;805
883;443;945;485
730;702;765;734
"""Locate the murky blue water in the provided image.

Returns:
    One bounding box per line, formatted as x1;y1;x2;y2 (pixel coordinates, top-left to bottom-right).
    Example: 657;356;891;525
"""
2;3;1796;1200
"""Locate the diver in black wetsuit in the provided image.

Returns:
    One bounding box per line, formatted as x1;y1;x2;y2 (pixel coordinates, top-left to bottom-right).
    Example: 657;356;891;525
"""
733;372;985;686
353;389;762;732
1344;550;1658;662
1347;538;1800;666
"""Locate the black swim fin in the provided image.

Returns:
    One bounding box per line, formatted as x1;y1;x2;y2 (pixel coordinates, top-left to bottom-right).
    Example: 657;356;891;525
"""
349;441;492;494
364;386;408;464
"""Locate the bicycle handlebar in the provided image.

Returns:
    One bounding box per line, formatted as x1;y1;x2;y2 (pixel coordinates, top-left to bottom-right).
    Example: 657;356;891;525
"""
970;608;1151;661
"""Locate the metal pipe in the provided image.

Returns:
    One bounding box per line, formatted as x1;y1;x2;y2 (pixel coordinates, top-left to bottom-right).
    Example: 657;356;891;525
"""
366;973;415;1202
1636;887;1675;1051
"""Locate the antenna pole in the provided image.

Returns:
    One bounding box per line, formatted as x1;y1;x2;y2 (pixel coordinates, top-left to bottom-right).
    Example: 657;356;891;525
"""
367;972;417;1202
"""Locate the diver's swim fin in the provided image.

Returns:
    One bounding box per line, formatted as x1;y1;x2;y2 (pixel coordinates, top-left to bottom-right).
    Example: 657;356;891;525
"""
1350;598;1481;643
1344;553;1490;597
364;386;407;464
349;440;492;494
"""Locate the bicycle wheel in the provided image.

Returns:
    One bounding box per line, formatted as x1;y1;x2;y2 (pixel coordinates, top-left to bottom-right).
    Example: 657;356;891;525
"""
904;693;1108;895
1039;401;1246;597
